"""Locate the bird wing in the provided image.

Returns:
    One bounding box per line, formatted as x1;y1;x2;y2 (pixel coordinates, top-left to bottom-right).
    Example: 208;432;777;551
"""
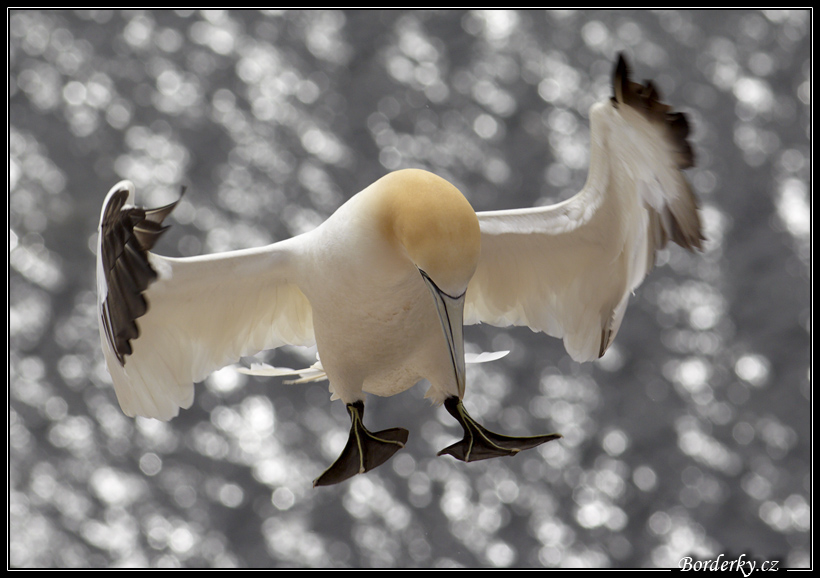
97;181;314;420
464;54;704;362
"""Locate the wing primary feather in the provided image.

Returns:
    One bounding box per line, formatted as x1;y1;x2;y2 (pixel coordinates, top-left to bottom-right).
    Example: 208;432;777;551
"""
99;187;183;365
612;52;704;252
144;186;187;224
612;52;697;173
598;326;610;358
612;53;628;107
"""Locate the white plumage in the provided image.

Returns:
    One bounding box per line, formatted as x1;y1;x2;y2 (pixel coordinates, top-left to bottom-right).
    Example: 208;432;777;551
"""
97;54;702;483
466;99;700;361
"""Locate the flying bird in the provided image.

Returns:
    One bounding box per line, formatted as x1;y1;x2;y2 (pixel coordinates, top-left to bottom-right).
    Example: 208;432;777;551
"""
97;54;703;486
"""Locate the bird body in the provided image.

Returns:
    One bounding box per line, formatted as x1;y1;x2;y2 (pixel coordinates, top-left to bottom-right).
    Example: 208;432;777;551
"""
297;169;478;404
97;54;703;484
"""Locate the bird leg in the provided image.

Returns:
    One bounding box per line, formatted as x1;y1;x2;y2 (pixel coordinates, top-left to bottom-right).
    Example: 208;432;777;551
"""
313;401;409;487
437;397;561;462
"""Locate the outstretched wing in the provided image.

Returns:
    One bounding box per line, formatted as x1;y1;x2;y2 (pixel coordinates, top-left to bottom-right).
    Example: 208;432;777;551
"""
464;54;704;362
97;181;315;420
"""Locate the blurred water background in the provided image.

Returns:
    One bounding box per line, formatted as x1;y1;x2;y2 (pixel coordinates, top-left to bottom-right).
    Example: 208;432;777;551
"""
8;9;811;569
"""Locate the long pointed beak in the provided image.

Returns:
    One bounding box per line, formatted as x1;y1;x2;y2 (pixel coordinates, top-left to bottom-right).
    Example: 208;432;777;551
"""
419;270;466;398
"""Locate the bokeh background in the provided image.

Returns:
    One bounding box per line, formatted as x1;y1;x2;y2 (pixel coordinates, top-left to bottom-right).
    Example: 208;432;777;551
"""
8;9;810;569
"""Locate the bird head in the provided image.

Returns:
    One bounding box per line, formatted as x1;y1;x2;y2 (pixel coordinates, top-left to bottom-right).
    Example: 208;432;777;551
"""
379;168;481;297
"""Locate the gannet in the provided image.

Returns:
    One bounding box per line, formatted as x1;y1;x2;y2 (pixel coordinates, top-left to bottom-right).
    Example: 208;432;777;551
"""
97;54;703;486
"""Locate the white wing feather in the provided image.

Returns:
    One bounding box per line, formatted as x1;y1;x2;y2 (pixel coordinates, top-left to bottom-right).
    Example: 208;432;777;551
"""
465;55;703;362
237;349;510;386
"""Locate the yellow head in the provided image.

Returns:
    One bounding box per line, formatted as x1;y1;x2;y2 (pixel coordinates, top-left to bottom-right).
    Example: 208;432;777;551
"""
375;169;481;296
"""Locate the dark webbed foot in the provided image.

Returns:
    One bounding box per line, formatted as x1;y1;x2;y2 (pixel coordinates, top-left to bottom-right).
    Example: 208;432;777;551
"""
437;397;561;462
313;401;409;487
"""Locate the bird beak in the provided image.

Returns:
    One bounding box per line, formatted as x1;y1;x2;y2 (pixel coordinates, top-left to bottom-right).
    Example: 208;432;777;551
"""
419;270;466;398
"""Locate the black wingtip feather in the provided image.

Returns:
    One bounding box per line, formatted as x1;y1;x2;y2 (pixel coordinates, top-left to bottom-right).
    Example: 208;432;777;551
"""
610;53;696;172
100;185;183;365
610;54;704;253
613;52;629;107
